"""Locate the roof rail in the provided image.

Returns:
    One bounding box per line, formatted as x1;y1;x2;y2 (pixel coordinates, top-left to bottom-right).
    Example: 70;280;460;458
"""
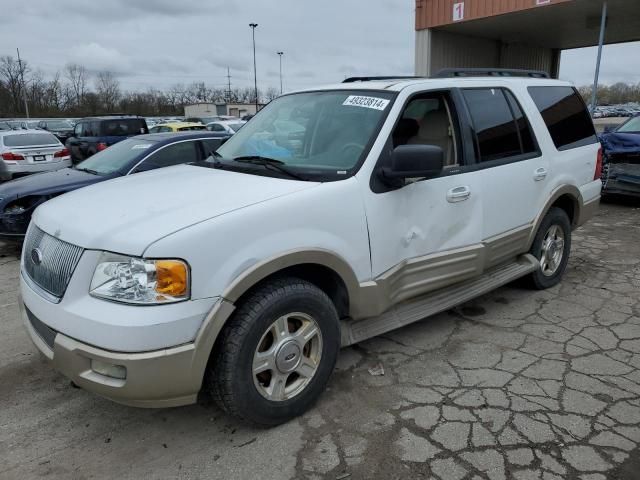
342;76;425;83
433;68;549;79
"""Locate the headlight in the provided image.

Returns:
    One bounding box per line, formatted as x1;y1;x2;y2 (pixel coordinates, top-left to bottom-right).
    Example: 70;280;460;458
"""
90;252;189;304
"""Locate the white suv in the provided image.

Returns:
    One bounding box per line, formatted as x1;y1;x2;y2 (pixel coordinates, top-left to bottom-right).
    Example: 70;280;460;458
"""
20;71;602;425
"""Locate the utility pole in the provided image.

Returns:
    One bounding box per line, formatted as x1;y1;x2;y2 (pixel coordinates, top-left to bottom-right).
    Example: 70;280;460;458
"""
590;1;607;114
226;67;232;103
249;23;259;113
277;51;284;94
16;48;29;118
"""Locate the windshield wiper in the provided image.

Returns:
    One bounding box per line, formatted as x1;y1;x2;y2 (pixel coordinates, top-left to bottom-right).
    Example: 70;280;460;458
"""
74;167;101;175
232;156;306;181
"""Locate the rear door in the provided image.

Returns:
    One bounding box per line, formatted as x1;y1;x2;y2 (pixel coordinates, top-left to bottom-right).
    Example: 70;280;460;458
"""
458;86;548;268
67;122;86;160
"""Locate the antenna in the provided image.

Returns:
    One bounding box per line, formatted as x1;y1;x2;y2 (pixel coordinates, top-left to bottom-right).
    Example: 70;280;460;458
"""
226;67;232;102
16;48;30;118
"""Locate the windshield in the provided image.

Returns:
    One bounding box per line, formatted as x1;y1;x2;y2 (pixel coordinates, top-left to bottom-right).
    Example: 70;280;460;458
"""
76;138;155;174
215;90;394;176
3;133;59;147
617;116;640;133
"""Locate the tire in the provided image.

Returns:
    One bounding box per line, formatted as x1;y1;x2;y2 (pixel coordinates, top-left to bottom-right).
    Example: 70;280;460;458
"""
207;277;340;426
527;207;572;290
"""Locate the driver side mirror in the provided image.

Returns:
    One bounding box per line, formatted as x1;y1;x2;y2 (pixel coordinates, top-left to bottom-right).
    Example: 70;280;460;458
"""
381;144;444;186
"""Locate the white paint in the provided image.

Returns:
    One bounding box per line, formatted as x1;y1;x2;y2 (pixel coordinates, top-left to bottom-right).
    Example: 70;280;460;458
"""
22;75;600;353
453;2;465;22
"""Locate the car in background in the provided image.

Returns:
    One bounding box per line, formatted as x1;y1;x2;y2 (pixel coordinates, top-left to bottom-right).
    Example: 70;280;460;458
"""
149;122;207;133
206;120;245;135
0;130;71;183
0;132;226;238
37;119;75;144
600;114;640;197
65;115;148;163
185;116;237;124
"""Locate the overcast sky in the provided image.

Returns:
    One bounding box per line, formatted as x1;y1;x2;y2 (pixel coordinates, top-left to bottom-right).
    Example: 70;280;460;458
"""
1;0;638;93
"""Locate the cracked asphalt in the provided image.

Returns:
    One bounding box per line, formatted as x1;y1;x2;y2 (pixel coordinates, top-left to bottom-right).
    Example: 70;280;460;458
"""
1;199;640;480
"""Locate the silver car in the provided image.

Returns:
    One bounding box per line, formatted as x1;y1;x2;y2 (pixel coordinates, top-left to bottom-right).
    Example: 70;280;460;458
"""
0;130;71;181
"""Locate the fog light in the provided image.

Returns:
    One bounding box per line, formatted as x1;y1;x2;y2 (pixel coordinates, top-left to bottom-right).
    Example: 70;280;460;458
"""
91;359;127;380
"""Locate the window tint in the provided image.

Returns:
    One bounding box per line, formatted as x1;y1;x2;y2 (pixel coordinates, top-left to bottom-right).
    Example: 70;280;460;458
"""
3;133;60;147
462;88;522;162
100;119;147;136
209;123;225;132
504;90;536;155
201;138;225;157
528;86;597;150
141;141;199;170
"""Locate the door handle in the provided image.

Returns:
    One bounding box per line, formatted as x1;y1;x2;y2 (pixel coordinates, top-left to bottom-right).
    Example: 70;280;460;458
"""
534;167;548;181
447;186;471;203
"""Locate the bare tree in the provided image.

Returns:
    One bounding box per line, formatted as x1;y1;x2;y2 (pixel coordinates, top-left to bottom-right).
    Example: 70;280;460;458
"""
264;87;280;102
0;55;29;114
95;71;121;112
64;63;87;108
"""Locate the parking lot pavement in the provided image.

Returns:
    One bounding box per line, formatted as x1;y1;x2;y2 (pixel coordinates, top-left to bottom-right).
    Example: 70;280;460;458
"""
1;200;640;480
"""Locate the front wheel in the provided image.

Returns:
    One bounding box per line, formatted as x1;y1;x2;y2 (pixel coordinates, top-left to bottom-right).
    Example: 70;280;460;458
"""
207;277;340;425
527;207;572;290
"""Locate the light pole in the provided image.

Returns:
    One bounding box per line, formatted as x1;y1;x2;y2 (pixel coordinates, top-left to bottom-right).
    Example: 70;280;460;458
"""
277;51;284;94
249;23;259;113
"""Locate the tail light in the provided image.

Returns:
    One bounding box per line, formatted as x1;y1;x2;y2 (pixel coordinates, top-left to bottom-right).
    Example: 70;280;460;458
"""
54;148;70;158
97;142;108;152
1;152;25;161
594;147;603;180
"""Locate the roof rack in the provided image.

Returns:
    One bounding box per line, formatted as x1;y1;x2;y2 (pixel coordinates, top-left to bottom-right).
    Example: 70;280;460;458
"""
342;76;425;83
433;68;549;79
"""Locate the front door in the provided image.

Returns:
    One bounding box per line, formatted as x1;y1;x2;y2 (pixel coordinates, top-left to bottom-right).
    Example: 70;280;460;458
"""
363;90;484;305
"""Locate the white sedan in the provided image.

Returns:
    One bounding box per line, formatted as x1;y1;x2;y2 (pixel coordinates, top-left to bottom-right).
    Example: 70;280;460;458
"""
205;120;246;135
0;130;71;181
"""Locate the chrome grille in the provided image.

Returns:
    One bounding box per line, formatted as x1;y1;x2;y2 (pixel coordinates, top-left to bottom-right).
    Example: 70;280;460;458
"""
23;225;83;299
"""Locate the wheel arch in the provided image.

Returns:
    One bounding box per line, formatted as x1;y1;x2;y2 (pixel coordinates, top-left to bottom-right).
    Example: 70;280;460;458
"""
526;185;582;250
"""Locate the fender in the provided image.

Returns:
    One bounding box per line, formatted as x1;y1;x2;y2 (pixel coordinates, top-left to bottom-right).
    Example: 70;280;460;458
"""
526;184;582;251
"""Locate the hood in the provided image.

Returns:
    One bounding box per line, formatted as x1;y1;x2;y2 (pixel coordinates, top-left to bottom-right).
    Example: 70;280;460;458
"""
600;132;640;154
0;168;103;201
33;164;319;254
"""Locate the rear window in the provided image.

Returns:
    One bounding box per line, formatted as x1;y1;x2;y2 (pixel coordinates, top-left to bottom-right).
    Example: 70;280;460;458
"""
99;119;148;136
178;125;207;131
3;133;59;147
528;86;597;150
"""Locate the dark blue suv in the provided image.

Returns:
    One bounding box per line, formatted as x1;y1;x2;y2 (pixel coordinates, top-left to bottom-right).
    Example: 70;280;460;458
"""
66;115;148;162
0;132;226;237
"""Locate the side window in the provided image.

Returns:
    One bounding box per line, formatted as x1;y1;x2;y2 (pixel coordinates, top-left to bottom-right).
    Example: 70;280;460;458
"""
504;90;537;155
391;93;459;167
201;138;225;157
209;123;225;132
149;126;160;134
528;86;597;150
139;141;199;170
74;123;84;137
462;88;524;162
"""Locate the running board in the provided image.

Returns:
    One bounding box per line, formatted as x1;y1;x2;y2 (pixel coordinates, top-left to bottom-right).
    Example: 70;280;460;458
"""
341;254;539;347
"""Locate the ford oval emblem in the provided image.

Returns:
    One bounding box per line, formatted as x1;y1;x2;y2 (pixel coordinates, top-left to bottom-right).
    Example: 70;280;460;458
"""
31;248;43;266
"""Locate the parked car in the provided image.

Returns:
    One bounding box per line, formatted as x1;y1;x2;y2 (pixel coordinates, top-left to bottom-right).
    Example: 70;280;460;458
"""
206;120;245;135
0;129;71;182
0;132;226;238
37;119;75;144
65;115;148;162
21;72;601;425
185;116;237;124
148;122;207;133
599;114;640;197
